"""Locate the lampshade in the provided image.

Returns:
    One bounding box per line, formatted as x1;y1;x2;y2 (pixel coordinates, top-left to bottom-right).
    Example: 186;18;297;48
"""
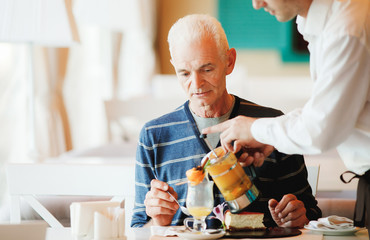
0;0;79;46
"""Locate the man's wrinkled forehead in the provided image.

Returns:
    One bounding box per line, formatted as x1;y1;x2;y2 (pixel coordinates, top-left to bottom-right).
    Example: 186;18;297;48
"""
172;38;219;58
170;36;224;62
170;36;203;57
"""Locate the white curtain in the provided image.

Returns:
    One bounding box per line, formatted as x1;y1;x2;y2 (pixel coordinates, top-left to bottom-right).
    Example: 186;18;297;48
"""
0;44;28;211
0;45;72;218
0;48;69;156
0;0;79;214
118;0;157;98
63;26;111;149
65;0;158;150
0;0;157;214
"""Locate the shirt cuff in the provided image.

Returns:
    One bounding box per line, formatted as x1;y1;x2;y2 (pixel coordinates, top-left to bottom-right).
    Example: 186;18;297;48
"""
251;117;275;145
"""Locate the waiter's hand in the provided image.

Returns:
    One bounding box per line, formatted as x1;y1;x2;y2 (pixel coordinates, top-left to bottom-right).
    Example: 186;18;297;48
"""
202;116;272;167
144;179;179;226
268;194;309;228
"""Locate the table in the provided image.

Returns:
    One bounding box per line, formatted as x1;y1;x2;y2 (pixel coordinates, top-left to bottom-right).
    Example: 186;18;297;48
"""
46;227;369;240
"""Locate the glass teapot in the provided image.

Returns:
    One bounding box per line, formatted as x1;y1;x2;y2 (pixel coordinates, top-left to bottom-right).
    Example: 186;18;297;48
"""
204;147;260;213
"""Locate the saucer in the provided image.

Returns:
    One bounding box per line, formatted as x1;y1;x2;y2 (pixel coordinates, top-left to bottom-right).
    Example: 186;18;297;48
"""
175;229;225;240
304;225;362;236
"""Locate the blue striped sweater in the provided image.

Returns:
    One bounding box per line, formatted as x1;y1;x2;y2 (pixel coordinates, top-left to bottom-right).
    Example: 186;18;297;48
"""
131;95;321;227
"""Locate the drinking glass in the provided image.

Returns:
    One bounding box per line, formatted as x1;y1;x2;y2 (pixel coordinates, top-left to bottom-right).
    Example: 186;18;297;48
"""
185;179;214;232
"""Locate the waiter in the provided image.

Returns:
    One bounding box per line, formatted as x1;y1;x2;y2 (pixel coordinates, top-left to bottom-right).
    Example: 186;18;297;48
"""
203;0;370;235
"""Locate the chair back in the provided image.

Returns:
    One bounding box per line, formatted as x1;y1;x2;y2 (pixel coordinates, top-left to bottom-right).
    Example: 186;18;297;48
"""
6;161;134;229
104;96;184;142
306;164;320;197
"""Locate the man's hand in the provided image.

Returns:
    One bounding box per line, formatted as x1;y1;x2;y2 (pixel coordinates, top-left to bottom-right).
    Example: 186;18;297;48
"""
202;116;273;167
144;179;179;226
268;194;309;228
237;146;274;167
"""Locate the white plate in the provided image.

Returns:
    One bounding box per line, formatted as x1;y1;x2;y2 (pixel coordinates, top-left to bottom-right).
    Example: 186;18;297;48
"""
175;229;226;239
304;225;361;236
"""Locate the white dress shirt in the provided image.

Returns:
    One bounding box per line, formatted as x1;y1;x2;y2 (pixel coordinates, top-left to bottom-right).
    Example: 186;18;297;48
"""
251;0;370;175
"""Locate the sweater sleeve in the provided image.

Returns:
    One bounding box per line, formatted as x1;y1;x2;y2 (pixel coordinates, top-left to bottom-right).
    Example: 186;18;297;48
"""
130;127;155;227
279;154;322;221
254;152;322;226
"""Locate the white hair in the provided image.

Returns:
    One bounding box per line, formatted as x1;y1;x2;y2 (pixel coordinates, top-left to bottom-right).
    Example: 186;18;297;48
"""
167;14;230;59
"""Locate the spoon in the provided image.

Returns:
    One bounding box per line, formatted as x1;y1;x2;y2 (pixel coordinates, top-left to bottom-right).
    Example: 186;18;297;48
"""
153;174;190;216
200;134;218;158
167;190;190;216
205;229;223;234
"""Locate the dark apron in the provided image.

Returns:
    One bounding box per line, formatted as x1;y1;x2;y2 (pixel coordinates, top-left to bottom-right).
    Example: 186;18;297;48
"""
341;170;370;237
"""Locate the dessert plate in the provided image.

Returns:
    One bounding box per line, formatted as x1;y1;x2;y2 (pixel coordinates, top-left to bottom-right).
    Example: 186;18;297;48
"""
304;225;361;236
224;227;301;238
175;229;226;239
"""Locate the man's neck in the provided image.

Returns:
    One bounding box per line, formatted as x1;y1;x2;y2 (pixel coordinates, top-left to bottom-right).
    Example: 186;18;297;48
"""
298;0;313;18
190;94;234;118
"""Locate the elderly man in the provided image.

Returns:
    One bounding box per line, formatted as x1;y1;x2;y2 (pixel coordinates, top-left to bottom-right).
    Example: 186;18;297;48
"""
203;0;370;234
131;14;321;228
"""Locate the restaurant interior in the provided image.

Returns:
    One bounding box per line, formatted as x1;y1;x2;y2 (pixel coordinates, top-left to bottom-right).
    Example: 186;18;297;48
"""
0;0;362;239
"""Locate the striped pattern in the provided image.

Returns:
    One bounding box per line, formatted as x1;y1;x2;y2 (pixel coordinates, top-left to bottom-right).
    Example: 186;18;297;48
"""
131;96;321;227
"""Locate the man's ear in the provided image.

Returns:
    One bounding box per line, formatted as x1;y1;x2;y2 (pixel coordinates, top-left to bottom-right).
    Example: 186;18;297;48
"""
226;48;237;75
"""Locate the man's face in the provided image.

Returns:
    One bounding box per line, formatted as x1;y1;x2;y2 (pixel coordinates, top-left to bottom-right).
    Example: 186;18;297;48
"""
170;37;231;111
252;0;301;22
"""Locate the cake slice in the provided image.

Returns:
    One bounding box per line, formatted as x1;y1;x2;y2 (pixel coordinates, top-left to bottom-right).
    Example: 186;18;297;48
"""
224;211;266;231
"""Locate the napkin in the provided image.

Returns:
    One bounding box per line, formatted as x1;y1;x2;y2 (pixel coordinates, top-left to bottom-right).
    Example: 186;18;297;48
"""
94;207;125;240
70;201;126;240
307;215;354;230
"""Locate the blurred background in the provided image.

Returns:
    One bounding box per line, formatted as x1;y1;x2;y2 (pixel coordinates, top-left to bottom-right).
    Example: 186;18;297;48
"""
0;0;356;219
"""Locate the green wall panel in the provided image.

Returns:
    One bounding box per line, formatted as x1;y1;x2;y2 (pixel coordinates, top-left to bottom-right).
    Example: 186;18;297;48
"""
218;0;309;62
